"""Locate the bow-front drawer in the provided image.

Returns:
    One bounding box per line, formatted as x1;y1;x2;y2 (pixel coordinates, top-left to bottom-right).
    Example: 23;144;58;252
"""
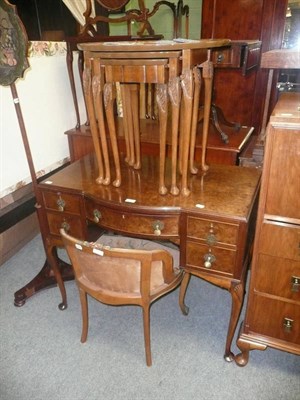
85;199;179;238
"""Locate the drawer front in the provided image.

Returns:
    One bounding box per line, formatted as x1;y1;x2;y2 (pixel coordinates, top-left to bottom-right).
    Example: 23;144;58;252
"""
85;200;179;238
104;62;169;84
243;45;261;74
259;222;300;261
46;212;84;239
42;191;81;214
247;295;300;345
186;216;239;246
186;241;236;276
254;254;300;301
265;128;300;220
212;46;242;68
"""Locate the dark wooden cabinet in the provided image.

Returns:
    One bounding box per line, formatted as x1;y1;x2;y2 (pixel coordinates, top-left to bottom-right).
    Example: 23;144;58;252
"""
235;91;300;366
11;0;77;40
201;0;288;133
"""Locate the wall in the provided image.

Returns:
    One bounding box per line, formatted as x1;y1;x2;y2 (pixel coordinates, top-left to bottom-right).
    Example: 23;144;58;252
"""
0;41;86;200
1;1;202;202
109;0;202;39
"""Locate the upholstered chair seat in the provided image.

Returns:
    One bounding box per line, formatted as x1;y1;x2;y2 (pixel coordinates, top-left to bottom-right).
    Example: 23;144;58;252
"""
60;229;183;366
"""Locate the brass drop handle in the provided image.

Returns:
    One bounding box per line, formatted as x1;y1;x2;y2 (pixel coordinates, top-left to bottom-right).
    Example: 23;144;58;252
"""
203;251;216;269
152;220;164;236
93;209;102;223
291;276;300;292
61;221;70;232
283;317;294;333
206;233;217;246
57;196;65;212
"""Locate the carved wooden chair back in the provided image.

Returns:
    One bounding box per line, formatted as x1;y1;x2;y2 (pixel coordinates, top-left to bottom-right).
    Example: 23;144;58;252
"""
60;228;183;366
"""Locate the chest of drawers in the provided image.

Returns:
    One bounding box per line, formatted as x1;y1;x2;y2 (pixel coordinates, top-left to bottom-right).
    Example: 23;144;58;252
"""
235;92;300;366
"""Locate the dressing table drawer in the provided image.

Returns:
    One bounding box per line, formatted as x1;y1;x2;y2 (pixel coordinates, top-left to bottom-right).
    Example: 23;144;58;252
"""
186;241;236;276
46;212;84;238
42;190;81;215
186;216;239;246
85;200;179;238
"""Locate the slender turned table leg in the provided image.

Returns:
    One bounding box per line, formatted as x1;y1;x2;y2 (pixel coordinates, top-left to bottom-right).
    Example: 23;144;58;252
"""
130;84;141;170
93;71;111;185
121;84;141;169
66;44;80;129
78;50;90;126
156;83;168;195
104;82;121;187
169;77;181;196
200;59;214;172
180;69;194;197
83;67;104;184
189;67;202;175
144;83;149;119
120;84;131;164
178;99;185;175
124;84;135;167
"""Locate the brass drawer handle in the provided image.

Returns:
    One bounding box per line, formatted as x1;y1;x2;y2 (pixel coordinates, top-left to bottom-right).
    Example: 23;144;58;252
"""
152;220;164;236
56;196;66;212
206;223;217;246
216;52;225;63
206;233;217;246
283;317;294;333
93;209;102;223
291;276;300;292
203;251;216;269
61;221;70;232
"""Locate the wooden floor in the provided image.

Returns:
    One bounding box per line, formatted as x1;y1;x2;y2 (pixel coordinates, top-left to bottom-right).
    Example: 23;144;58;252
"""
66;117;255;166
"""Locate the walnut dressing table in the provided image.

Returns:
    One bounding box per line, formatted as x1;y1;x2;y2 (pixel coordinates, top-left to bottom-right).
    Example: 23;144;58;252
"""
14;154;260;360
